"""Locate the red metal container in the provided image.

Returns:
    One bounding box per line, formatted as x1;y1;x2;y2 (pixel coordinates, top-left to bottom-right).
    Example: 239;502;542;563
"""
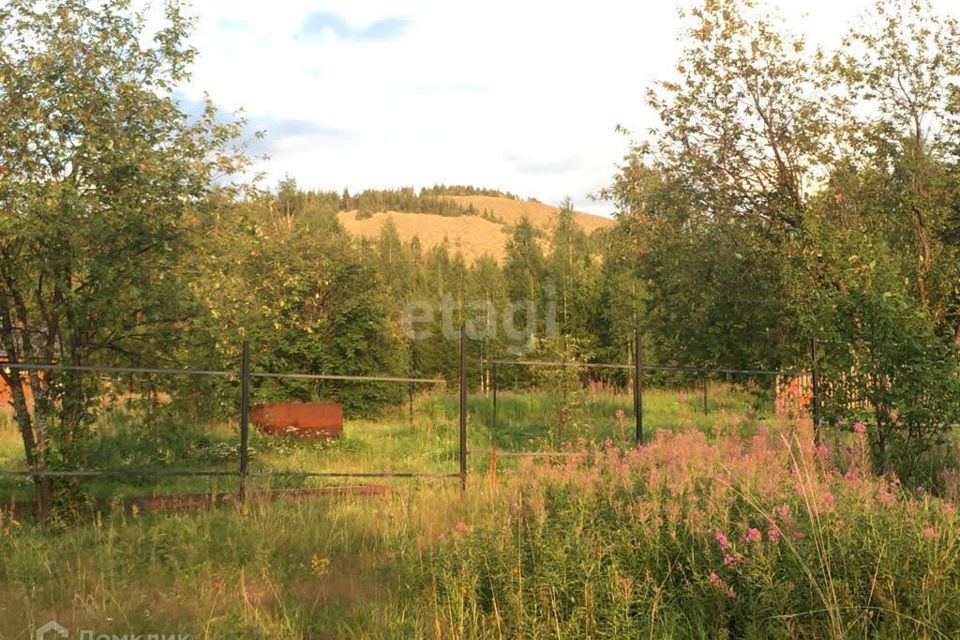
250;402;344;439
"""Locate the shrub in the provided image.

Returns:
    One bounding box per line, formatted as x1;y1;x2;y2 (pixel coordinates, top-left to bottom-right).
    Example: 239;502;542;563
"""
815;287;960;484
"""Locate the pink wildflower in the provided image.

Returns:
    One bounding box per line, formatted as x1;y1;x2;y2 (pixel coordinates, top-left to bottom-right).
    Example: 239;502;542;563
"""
923;527;937;541
708;572;736;598
744;527;762;544
453;521;470;537
715;531;731;550
615;409;625;420
767;528;780;543
877;488;896;507
820;492;836;511
853;421;867;435
723;553;742;567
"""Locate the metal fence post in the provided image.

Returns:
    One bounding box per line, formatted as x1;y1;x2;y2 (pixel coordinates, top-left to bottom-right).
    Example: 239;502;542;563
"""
408;381;414;426
634;332;643;446
459;325;468;492
239;340;250;506
492;360;498;432
811;338;821;444
702;377;708;415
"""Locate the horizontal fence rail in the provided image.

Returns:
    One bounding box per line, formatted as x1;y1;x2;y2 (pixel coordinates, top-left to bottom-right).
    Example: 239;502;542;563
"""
487;358;803;377
470;450;581;458
2;361;448;385
250;371;447;384
0;468;461;479
1;362;237;378
488;358;631;371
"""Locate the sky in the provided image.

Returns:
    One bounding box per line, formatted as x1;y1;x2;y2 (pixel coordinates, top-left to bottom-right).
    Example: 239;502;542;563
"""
170;0;950;216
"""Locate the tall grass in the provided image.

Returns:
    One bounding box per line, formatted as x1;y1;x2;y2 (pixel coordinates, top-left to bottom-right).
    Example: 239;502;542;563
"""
0;385;769;502
1;412;959;638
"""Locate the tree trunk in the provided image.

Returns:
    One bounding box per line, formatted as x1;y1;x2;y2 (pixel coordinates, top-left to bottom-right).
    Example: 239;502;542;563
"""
5;372;53;519
0;289;54;519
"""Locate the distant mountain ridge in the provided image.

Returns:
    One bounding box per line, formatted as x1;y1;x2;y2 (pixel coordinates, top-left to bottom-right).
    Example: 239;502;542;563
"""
336;194;614;263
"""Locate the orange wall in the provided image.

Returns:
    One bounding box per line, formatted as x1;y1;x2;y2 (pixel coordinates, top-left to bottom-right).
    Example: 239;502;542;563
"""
0;371;35;407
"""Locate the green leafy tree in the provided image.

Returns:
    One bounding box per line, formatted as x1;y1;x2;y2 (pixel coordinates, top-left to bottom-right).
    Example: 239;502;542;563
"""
0;0;248;515
503;218;547;352
547;198;595;344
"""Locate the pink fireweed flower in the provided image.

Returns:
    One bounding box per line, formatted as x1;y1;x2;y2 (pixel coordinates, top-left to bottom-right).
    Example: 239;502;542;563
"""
708;572;736;598
853;421;867;435
723;553;742;567
715;531;731;550
819;492;836;512
877;489;896;507
743;527;762;544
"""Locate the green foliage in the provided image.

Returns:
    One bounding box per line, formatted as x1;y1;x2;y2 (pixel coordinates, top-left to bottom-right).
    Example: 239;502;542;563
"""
608;0;960;477
421;184;521;200
533;337;587;445
813;284;960;480
0;0;249;512
196;192;406;418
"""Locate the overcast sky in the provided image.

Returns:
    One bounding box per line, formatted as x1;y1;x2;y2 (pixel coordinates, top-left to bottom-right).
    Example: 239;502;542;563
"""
172;0;952;215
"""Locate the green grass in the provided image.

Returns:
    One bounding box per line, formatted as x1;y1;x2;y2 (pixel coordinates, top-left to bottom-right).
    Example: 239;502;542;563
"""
1;417;959;638
0;384;773;503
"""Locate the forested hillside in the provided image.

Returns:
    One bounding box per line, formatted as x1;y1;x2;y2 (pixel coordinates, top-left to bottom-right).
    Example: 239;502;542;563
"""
193;183;637;395
265;181;613;263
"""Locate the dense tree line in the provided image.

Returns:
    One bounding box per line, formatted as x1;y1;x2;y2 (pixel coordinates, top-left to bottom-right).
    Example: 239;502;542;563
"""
420;184;521;200
269;179;501;221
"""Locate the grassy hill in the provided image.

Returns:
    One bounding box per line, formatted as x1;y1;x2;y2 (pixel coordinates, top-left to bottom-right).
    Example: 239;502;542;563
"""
336;195;613;263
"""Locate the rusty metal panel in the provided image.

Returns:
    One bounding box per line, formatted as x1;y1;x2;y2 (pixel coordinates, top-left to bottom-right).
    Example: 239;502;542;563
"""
250;402;344;438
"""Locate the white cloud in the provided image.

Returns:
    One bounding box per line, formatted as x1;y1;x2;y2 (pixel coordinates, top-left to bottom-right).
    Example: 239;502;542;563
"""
174;0;956;216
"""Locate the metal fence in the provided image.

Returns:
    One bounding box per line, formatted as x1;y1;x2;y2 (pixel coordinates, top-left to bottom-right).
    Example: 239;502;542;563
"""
483;332;812;459
0;336;468;509
0;329;822;513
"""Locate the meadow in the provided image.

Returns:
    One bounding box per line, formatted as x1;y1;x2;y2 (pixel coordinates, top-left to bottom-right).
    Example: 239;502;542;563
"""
1;385;958;638
0;382;771;501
